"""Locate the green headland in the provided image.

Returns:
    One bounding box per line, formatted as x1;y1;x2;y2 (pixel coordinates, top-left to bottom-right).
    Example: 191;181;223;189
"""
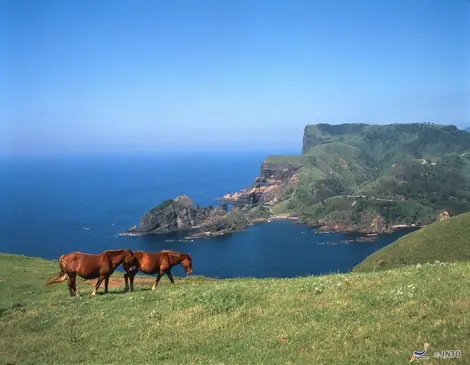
125;123;470;238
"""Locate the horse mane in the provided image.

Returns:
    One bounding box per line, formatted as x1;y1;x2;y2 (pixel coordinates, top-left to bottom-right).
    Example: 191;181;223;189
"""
103;249;130;255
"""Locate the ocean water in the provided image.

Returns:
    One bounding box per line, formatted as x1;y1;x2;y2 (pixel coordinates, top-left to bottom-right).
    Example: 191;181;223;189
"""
0;151;414;279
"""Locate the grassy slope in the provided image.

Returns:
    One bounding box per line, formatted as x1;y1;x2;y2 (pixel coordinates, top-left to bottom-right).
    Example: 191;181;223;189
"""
263;155;301;165
300;142;373;184
353;212;470;273
1;254;469;365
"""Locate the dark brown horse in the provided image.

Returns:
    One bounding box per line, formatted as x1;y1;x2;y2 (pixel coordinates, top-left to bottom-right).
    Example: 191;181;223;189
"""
46;249;138;296
123;250;192;291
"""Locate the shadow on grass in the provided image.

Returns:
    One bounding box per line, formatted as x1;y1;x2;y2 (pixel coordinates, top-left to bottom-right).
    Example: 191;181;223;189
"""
95;287;158;295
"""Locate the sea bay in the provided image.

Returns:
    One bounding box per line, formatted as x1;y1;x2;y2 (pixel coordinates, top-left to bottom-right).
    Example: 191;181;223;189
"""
0;151;413;278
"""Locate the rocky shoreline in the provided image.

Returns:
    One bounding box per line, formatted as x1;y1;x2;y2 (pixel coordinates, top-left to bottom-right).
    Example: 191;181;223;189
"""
183;215;301;239
312;221;418;235
120;200;419;241
119;202;298;239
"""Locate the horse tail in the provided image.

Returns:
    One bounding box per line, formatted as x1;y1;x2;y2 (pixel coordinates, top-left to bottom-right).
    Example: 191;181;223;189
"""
45;255;68;285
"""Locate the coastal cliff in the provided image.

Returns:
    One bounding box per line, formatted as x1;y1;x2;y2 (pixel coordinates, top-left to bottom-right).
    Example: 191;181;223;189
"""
123;123;470;238
218;156;301;207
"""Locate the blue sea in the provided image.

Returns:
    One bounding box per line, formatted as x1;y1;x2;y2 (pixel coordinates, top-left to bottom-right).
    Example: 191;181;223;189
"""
0;151;414;279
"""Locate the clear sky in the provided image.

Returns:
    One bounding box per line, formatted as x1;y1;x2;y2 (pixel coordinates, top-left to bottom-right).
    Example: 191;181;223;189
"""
1;0;469;154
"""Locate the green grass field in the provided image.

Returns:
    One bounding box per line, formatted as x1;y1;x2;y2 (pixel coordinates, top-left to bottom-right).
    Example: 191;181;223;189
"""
354;212;470;273
1;253;469;365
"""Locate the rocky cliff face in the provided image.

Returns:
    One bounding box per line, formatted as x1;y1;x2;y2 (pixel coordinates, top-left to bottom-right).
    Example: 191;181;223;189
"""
139;195;197;233
219;159;301;206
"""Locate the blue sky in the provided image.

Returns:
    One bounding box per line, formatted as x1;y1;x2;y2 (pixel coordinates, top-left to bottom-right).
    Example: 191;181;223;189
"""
1;0;469;154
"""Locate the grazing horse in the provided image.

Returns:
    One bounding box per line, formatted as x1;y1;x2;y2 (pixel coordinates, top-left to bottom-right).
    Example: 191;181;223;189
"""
123;250;192;291
45;249;138;296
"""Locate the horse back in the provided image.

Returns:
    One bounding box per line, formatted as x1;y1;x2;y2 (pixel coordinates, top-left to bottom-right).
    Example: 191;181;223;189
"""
131;251;167;274
63;252;112;278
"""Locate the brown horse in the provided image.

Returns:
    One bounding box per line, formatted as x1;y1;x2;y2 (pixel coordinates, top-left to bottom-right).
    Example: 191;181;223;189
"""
123;249;192;291
46;249;138;296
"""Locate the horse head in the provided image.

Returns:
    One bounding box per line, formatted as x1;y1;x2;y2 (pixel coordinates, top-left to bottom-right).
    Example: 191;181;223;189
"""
123;253;140;273
181;253;193;275
121;249;140;272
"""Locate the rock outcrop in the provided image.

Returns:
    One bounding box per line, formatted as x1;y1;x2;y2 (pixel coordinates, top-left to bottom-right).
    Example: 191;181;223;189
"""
139;195;197;233
122;195;263;238
439;210;450;221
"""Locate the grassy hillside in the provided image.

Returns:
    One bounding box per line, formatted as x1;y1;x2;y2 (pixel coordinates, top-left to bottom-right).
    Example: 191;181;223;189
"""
354;212;470;272
263;155;301;165
270;123;470;228
1;253;469;364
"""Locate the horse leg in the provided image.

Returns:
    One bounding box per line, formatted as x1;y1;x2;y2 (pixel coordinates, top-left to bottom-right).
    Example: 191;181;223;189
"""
124;272;130;292
130;273;135;292
92;276;105;296
166;270;175;284
67;274;75;297
104;276;109;294
71;273;80;297
152;272;164;291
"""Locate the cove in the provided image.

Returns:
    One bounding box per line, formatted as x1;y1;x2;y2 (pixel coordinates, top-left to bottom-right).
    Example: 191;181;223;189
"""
132;219;416;279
